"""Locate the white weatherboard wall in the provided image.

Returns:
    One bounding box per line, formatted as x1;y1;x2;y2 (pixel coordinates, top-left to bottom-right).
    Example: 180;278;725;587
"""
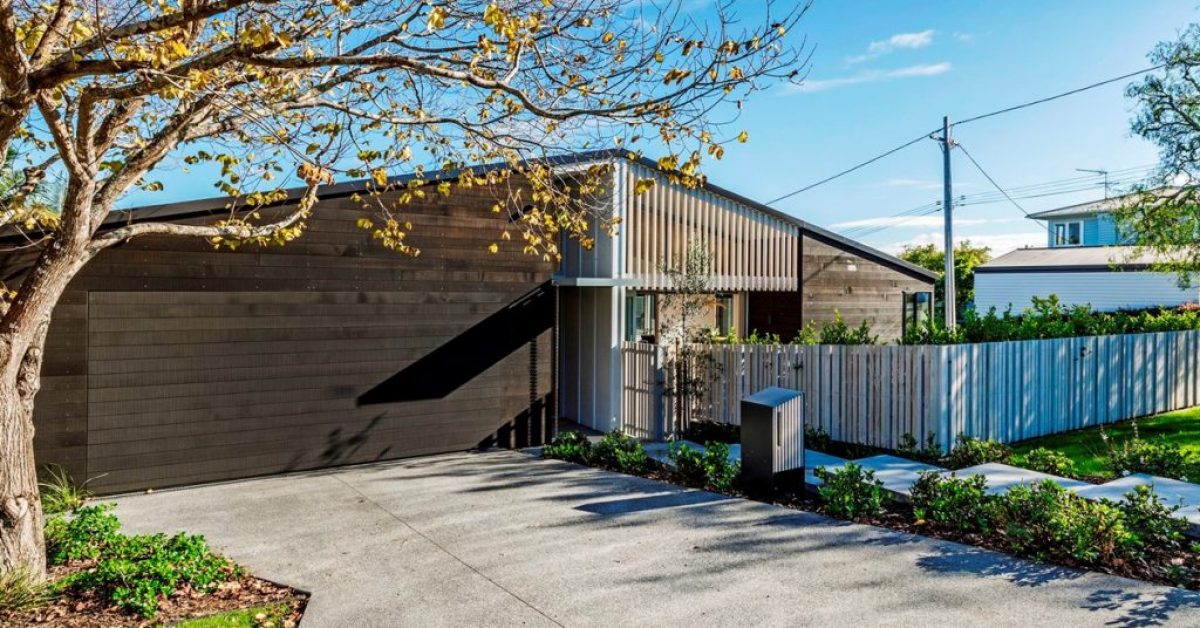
975;271;1200;313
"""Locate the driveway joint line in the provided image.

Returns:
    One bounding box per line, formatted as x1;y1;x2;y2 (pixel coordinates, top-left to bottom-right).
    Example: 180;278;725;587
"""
332;474;565;627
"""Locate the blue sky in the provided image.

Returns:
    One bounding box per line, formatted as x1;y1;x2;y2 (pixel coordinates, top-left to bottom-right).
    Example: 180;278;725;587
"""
702;0;1200;256
129;1;1199;257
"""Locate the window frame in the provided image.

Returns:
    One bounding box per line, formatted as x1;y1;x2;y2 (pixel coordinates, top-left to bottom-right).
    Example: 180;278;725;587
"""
1053;220;1083;247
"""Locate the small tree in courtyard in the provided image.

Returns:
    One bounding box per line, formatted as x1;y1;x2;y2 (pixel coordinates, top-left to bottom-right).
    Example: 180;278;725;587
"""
659;237;716;436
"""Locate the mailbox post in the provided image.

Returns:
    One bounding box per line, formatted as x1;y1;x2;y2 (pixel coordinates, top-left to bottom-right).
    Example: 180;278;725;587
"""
740;387;805;493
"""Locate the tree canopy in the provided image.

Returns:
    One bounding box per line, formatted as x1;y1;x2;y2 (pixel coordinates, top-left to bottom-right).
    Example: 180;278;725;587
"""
0;0;810;577
898;240;991;317
1116;23;1200;285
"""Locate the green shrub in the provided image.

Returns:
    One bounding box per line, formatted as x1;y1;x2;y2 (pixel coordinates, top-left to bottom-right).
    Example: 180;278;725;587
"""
590;432;650;475
817;312;878;346
668;441;740;491
910;472;995;534
64;532;239;618
39;464;95;515
1102;424;1197;481
815;463;886;520
700;441;741;492
943;434;1012;469
668;443;707;486
999;481;1135;565
42;503;242;619
804;425;831;452
1017;447;1078;478
542;430;592;464
897;432;943;465
0;568;56;613
901;296;1200;345
46;503;122;565
1118;485;1187;551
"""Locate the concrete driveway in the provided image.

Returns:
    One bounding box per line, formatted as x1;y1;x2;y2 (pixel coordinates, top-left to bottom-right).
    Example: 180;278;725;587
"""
112;450;1200;627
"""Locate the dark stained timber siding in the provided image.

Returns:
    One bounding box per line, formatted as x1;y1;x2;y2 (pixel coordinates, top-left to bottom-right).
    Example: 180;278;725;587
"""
10;185;554;494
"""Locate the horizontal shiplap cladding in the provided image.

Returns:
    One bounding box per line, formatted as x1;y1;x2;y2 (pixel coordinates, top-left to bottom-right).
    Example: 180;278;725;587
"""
621;161;799;291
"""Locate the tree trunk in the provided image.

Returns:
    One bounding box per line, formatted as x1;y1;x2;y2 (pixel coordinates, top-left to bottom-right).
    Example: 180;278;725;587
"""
0;189;94;577
0;338;47;577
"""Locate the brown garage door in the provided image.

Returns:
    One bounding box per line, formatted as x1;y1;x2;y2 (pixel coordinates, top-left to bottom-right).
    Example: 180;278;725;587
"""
84;290;550;493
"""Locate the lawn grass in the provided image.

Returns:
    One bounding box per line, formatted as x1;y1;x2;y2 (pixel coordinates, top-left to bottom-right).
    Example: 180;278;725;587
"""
174;602;293;628
1011;406;1200;478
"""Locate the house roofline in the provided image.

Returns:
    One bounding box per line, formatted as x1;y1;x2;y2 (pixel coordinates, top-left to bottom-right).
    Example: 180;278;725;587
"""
976;264;1155;274
56;148;937;282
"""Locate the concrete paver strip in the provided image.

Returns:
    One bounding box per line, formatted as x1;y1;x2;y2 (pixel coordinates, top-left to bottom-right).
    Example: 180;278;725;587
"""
111;450;1200;627
946;462;1092;495
817;454;945;500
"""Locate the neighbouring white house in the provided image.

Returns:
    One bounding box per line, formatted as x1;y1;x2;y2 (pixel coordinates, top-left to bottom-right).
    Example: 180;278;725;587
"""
974;190;1200;313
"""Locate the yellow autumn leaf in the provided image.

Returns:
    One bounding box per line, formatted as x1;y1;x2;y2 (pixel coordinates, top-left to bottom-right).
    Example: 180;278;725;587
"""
737;130;749;143
427;6;446;31
488;243;499;253
633;178;655;194
371;168;388;186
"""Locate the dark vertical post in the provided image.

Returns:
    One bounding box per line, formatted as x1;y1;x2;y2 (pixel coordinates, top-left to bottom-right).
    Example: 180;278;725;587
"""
549;284;559;443
941;115;956;328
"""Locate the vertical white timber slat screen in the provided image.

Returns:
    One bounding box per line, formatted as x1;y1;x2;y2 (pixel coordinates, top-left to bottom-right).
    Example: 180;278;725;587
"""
620;161;798;292
620;330;1200;450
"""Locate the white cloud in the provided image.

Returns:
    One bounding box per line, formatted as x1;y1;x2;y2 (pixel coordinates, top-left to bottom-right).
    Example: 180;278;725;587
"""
792;62;951;93
879;230;1045;256
880;178;946;190
847;30;935;64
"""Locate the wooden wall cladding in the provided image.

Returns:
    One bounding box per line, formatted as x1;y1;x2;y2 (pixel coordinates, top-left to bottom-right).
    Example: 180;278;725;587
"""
798;235;932;340
747;234;933;341
17;186;554;493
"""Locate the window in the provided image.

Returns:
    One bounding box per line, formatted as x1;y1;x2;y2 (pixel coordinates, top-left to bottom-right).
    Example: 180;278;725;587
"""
714;293;735;337
1053;221;1082;246
624;292;657;342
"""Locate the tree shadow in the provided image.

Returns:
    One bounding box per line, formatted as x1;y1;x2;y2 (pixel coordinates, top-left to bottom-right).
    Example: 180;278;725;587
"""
911;541;1086;588
1083;587;1200;627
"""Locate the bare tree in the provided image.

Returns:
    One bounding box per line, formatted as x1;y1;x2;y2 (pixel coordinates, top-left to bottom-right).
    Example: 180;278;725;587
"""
0;0;809;575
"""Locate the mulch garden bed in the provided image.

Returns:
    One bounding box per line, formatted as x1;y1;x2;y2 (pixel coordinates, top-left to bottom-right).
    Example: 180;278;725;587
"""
765;489;1200;590
572;453;1200;591
1;565;307;627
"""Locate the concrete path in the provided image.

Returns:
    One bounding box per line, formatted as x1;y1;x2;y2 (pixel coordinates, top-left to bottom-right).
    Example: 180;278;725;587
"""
111;451;1200;627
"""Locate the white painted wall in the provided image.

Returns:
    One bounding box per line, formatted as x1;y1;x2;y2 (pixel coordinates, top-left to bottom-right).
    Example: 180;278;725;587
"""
558;286;623;431
975;271;1200;313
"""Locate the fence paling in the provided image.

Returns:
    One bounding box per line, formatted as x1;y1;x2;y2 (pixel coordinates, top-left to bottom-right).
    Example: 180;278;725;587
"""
618;329;1200;448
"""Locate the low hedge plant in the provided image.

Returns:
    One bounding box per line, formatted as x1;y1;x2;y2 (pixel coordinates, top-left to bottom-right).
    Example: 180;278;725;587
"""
815;463;886;520
44;503;240;619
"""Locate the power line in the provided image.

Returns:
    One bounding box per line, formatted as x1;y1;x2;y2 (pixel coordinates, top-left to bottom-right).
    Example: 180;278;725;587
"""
765;132;933;205
956;142;1050;234
834;165;1157;240
768;65;1164;205
955;65;1164;127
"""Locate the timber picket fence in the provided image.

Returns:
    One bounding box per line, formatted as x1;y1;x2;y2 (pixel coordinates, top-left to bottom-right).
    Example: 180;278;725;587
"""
620;329;1200;450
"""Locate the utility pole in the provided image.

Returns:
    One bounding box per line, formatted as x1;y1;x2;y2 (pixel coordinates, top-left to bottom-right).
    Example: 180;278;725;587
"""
1076;168;1110;198
939;116;956;328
